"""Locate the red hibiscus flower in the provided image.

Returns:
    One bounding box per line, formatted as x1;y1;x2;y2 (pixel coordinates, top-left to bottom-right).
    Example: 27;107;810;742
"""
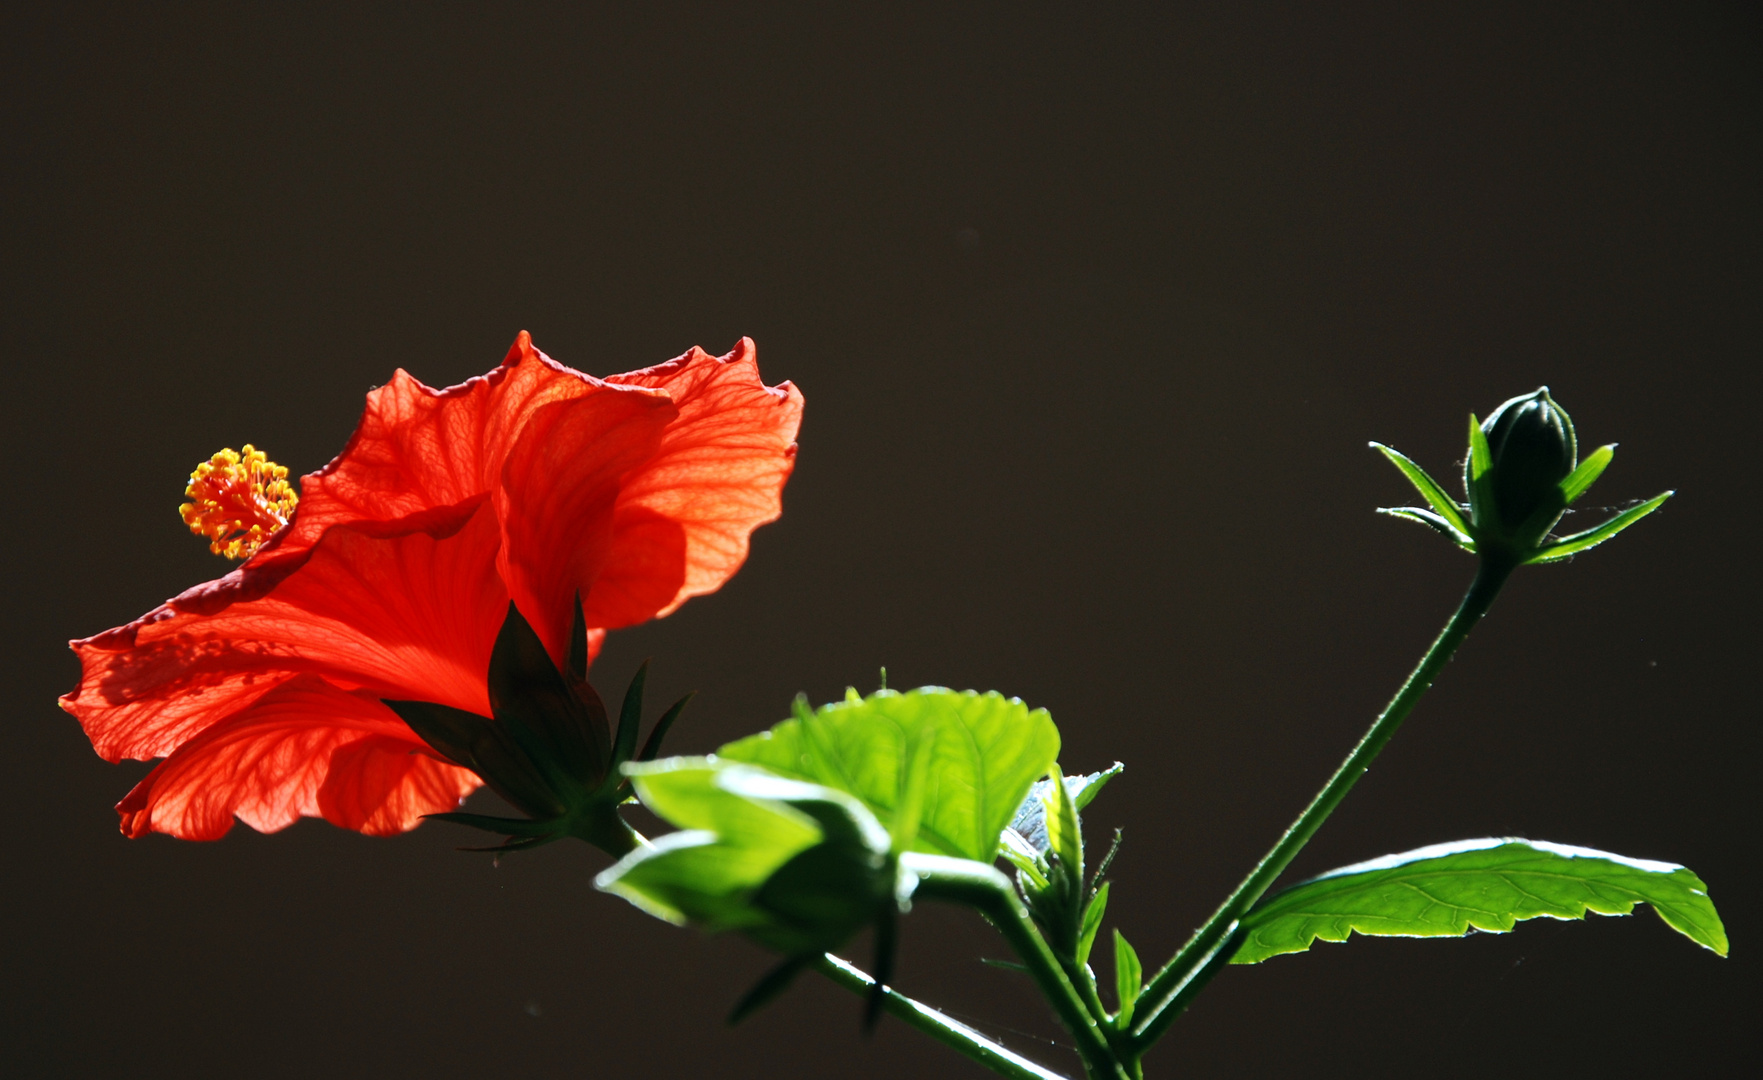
62;333;803;841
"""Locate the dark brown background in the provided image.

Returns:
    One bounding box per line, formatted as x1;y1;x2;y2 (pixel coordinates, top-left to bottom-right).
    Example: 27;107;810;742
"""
3;3;1757;1078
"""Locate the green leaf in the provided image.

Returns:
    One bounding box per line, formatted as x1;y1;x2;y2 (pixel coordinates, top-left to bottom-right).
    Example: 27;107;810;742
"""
889;729;938;854
1042;764;1083;885
603;758;901;963
1077;880;1110;967
595;758;822;927
1112;929;1143;1026
1559;443;1615;504
998;828;1046;884
719;687;1061;862
1526;491;1673;564
1072;762;1125;811
1232;838;1727;965
1370;442;1474;538
1007;764;1122;855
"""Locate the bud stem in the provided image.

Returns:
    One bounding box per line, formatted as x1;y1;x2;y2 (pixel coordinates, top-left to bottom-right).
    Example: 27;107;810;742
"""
1128;555;1517;1051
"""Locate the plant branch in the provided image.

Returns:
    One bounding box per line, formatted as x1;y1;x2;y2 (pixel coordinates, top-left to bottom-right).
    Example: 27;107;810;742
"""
1130;556;1516;1050
812;954;1073;1080
909;856;1133;1080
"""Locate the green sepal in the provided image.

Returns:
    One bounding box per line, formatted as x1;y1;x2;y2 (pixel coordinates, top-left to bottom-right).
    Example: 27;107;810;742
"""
383;697;561;819
425;811;562;838
1377;506;1477;550
1467;412;1494;482
487;602;602;801
728;953;814;1025
456;834;560;855
1370;442;1474;539
1560;443;1615;504
1077;879;1110;968
1232;837;1727;964
1465;412;1500;534
393;601;696;856
1112;928;1143;1028
610;659;648;785
637;691;695;764
1527;491;1673;564
1510;488;1572;556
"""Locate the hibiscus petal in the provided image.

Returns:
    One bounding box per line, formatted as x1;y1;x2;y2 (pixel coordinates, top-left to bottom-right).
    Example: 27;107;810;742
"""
164;333;622;619
317;732;480;836
494;386;679;665
116;676;477;840
292;332;611;543
597;338;804;623
66;498;508;762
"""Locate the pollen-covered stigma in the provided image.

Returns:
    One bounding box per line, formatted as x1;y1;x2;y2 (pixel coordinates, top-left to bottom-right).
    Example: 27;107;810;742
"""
179;445;298;559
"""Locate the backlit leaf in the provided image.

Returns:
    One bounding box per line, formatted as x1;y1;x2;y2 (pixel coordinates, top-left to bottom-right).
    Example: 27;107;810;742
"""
1233;838;1727;964
1007;764;1123;856
719;688;1060;862
595;758;821;927
1112;929;1143;1026
1078;880;1110;967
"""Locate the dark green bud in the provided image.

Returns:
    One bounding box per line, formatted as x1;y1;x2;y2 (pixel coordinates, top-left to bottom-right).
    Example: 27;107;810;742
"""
1375;386;1665;564
1467;387;1577;553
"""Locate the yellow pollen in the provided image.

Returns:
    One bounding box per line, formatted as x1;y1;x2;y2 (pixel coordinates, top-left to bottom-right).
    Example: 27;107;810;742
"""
179;445;298;560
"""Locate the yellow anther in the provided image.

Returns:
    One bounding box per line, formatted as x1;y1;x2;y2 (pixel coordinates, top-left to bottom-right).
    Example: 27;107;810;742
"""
179;445;298;559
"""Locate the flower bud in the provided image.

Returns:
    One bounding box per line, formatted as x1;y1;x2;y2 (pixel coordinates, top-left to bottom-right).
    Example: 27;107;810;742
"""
1377;386;1667;565
1467;387;1577;552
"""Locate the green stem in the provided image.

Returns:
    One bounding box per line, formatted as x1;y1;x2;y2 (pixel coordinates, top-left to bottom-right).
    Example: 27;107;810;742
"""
567;802;644;856
1126;923;1244;1041
812;954;1073;1080
911;857;1133;1080
1058;954;1112;1029
1129;556;1516;1051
